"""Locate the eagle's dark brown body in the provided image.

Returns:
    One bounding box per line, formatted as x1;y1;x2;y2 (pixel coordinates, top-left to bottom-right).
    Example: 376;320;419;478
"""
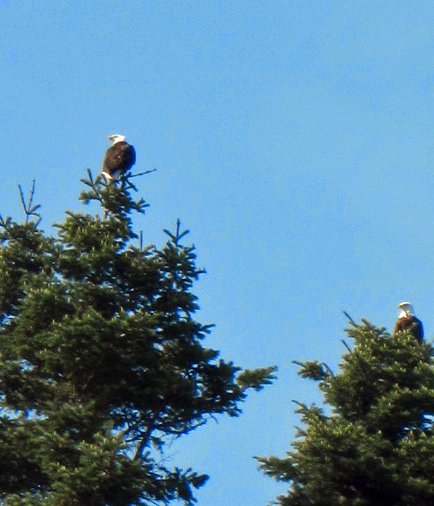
102;140;136;181
394;315;424;342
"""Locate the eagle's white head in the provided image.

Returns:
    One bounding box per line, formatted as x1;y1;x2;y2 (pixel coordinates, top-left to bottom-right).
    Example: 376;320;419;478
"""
398;301;414;317
108;134;126;145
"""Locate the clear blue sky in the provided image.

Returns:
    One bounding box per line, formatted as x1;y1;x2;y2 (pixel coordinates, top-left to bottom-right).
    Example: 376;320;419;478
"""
2;1;434;504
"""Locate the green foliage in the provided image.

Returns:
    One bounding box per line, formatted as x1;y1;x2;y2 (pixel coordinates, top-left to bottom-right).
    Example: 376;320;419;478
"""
258;319;434;506
0;173;275;505
237;366;278;392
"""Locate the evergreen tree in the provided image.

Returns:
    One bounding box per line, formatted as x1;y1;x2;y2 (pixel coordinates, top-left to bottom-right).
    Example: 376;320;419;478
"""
0;175;276;506
258;319;434;506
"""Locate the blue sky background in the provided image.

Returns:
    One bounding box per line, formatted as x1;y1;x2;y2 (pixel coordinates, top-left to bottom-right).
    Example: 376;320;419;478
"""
2;1;434;504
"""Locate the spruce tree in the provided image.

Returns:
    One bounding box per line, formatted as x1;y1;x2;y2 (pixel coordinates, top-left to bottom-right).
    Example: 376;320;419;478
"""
0;175;276;506
258;319;434;506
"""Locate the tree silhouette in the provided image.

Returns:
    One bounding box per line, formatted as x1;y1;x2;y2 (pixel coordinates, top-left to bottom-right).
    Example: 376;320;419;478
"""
258;319;434;506
0;173;276;505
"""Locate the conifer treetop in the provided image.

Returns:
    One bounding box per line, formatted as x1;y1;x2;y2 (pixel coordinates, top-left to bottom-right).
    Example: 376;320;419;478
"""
0;172;276;505
258;319;434;506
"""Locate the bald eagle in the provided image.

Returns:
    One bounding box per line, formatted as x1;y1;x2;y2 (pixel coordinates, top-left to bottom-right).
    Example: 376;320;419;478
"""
102;134;136;182
393;301;424;342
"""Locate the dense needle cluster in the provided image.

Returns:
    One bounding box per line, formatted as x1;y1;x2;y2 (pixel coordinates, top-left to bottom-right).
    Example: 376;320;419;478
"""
258;320;434;506
0;173;276;505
